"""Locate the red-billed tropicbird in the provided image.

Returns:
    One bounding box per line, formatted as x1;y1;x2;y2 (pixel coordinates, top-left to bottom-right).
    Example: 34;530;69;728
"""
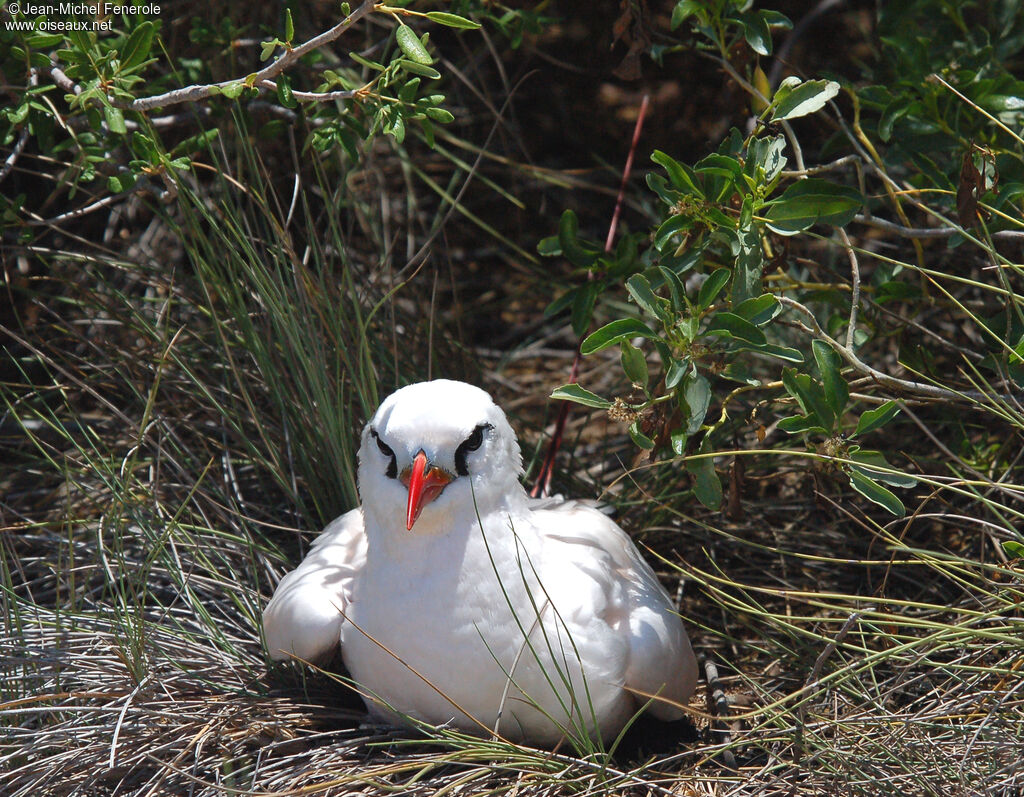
262;379;697;744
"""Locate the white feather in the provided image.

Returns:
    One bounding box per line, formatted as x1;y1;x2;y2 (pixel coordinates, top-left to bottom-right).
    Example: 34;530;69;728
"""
262;380;698;744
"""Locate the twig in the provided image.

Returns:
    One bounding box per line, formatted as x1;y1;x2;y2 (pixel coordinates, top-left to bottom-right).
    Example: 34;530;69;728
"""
780;153;861;177
21;176;174;227
712;53;805;171
703;656;737;770
838;228;860;350
49;64;80;95
134;1;375;111
0;124;30;186
855;213;1024;241
0;67;38;185
258;80;359;103
45;1;374;112
778;295;976;402
531;93;651;498
794;609;865;760
900;403;1024;504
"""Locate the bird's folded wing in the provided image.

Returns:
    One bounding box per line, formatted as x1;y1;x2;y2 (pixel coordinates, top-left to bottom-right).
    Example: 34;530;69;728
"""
262;508;367;663
532;500;698;719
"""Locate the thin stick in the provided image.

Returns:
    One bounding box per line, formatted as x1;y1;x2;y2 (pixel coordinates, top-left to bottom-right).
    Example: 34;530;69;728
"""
839;228;860;350
532;94;651;498
703;656;737;770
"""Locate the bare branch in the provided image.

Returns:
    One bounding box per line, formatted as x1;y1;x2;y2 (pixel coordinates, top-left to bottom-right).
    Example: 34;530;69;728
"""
778;295;969;401
42;1;377;113
838;228;860;351
855;213;1024;241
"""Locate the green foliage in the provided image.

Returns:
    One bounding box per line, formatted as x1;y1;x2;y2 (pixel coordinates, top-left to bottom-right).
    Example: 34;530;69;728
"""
0;3;493;221
547;0;1023;519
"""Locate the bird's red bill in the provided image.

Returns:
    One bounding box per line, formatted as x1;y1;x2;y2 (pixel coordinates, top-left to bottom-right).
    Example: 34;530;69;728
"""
402;450;453;530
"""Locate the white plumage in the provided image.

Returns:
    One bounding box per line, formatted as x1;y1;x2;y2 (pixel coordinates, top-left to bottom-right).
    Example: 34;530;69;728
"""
263;379;698;745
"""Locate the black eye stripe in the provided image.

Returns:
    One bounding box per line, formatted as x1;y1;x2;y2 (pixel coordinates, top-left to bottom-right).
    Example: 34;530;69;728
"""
370;429;397;479
454;423;492;476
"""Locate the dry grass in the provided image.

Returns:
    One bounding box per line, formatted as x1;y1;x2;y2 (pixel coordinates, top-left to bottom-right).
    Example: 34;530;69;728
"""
3;18;1024;791
3;251;1022;795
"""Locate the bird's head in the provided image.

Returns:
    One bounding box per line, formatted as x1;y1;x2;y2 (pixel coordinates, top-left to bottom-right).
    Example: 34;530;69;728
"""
357;380;523;533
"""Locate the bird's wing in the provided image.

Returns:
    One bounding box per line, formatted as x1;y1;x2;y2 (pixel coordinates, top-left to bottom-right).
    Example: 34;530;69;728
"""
262;508;366;663
530;499;698;720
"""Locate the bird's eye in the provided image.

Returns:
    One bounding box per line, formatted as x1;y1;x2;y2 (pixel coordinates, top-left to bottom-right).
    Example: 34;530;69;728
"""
454;423;492;476
371;429;398;478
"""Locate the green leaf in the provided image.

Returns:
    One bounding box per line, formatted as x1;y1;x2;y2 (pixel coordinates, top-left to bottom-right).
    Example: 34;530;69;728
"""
276;74;297;108
747;134;787;182
571;281;598;338
1003;540;1024;559
654;213;694;251
284;8;295;42
398;60;442;79
390;114;406;143
543;289;574;318
557;209;601;268
681;371;711;434
629;420;655;449
104;105;126;135
425;11;482;29
170;128;219;157
350;51;386;71
131;131;158;161
732;215;762;304
765;178;862;235
27;32;65;47
770;77;840;122
261;39;280;61
424;106;454;123
671;0;702;29
652;149;702;195
398;77;421;103
626;274;670;323
397;24;433;65
854;400;901;437
812;340;848;416
551;384;612;409
687;439;721;510
848;470;905;517
848;449;917;488
705;312;767;345
8;103;29;125
696;154;742;200
220;81;246;99
658;266;688;313
732;341;804;362
739;11;772;55
620;341;649;386
697;268;730;309
879;98;911;142
665;358;690;390
120;21;155;70
734;293;781;327
782;367;835;430
537;235;561;257
581;318;659;354
777;415;829;434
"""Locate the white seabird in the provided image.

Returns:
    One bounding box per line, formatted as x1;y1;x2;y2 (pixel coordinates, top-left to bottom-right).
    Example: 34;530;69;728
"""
263;379;698;745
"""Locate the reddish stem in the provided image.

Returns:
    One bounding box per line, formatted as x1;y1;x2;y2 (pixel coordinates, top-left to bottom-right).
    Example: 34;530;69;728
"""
531;94;651;499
